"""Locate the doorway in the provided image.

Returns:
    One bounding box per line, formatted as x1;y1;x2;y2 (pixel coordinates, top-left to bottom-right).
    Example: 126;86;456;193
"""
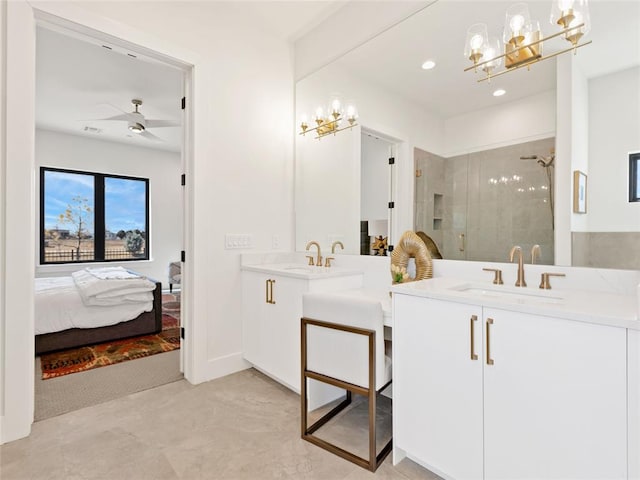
32;20;188;420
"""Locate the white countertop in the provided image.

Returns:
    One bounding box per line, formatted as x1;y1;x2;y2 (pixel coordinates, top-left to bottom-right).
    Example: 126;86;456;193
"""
241;262;363;280
391;277;639;330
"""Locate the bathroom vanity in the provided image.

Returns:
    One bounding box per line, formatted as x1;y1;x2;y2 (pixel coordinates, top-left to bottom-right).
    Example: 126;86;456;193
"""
392;277;639;480
241;262;362;392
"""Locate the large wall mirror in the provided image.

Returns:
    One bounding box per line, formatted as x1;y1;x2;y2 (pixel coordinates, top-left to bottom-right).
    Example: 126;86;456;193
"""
295;0;639;269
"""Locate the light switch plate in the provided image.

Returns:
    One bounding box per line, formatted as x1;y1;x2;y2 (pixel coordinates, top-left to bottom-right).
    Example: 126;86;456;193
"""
225;234;253;249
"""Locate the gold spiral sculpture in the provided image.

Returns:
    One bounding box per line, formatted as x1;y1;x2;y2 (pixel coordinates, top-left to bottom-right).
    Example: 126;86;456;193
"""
391;231;433;282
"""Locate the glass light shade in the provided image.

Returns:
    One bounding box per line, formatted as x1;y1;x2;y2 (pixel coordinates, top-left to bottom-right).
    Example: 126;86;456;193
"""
503;3;533;47
550;0;590;30
314;106;325;122
482;37;503;72
328;97;342;119
345;104;358;122
464;23;489;63
565;6;591;45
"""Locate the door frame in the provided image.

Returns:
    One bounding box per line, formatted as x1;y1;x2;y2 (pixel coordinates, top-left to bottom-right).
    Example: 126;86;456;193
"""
1;0;201;444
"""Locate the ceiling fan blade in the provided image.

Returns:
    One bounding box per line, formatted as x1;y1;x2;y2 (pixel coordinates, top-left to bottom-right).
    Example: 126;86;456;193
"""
87;113;134;122
144;119;180;128
139;130;163;142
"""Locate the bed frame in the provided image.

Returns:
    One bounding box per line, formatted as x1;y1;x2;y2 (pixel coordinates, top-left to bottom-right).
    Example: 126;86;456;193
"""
35;279;163;356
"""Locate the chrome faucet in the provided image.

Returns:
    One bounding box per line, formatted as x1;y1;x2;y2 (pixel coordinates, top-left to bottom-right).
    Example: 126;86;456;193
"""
305;241;323;267
331;240;344;254
509;245;526;287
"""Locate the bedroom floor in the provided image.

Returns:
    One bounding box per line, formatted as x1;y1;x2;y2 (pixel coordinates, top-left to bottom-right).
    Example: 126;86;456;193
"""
4;368;442;480
34;291;183;421
35;350;183;421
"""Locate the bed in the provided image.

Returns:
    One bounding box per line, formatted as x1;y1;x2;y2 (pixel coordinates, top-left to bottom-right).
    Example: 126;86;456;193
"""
34;268;162;356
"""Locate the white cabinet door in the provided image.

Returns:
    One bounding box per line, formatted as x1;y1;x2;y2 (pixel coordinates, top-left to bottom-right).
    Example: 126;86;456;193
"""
242;271;306;392
483;308;627;480
261;274;305;392
394;294;484;480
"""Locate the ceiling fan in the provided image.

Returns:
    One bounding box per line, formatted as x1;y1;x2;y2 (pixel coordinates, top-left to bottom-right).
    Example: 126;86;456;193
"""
91;99;179;141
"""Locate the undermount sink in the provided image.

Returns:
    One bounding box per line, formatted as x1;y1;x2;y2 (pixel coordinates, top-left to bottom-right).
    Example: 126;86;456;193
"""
282;266;320;274
449;283;564;304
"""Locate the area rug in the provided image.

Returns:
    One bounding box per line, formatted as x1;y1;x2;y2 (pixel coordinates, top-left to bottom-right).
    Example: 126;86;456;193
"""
40;300;180;379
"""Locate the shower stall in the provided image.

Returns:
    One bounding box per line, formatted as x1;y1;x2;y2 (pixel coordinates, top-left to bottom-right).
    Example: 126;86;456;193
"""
414;137;556;265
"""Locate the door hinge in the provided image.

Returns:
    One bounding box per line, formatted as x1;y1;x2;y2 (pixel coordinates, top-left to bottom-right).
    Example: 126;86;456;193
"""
388;201;395;209
181;250;186;262
180;327;185;339
388;157;395;165
181;173;186;186
181;97;186;110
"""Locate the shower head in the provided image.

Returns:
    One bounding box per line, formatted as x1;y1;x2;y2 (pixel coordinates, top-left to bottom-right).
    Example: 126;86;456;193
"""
521;154;554;167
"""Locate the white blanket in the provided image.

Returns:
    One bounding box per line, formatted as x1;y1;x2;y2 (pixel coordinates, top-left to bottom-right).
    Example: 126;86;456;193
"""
34;276;154;335
72;268;156;306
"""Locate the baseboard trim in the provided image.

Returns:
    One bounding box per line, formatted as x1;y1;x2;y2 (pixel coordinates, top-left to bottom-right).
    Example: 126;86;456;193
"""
201;352;251;383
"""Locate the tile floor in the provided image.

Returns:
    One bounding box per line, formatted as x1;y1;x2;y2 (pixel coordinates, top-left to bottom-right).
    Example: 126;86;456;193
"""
1;368;441;480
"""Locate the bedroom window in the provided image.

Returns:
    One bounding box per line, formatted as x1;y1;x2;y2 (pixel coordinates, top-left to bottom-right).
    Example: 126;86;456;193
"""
41;167;149;264
630;152;640;202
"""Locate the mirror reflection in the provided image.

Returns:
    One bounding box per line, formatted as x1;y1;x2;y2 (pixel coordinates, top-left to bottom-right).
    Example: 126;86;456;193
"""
295;0;640;268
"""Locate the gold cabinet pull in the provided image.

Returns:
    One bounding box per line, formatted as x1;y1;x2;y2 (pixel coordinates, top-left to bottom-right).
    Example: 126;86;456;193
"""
265;279;276;304
486;318;494;365
458;233;465;252
269;279;276;304
470;315;478;360
265;279;270;304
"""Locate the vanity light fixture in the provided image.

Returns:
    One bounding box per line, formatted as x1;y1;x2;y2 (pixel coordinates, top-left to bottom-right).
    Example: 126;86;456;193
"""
421;60;436;70
298;98;358;140
464;0;592;82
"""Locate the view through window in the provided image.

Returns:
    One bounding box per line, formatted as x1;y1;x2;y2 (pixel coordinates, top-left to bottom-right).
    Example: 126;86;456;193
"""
41;167;149;264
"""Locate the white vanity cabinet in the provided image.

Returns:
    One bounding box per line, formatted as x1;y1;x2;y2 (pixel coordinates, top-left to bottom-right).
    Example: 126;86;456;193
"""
394;293;628;480
394;295;483;480
242;271;305;391
242;268;362;393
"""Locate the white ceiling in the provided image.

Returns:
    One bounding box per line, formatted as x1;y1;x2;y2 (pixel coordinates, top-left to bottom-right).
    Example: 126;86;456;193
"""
36;25;185;153
332;0;640;119
35;1;347;153
36;0;638;151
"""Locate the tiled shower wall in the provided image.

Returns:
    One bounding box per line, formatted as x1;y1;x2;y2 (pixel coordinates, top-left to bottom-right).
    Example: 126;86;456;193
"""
572;232;640;269
415;137;556;264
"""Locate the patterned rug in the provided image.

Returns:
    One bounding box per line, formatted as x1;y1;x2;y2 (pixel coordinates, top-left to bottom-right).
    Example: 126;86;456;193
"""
40;296;180;379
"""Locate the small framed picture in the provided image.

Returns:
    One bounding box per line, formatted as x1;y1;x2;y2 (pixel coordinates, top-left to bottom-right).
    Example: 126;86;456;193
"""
573;170;587;213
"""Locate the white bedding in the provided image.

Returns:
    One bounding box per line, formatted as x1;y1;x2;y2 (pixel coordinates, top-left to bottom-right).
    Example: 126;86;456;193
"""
34;276;154;335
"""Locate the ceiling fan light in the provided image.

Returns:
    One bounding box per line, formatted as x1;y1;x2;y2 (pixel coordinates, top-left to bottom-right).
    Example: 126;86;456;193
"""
128;123;144;133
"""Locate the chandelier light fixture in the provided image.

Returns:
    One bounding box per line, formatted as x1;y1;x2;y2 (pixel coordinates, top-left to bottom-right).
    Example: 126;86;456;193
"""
464;0;592;82
299;98;358;140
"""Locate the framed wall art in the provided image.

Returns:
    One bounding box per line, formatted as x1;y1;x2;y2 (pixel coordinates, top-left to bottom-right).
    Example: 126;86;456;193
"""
573;170;587;214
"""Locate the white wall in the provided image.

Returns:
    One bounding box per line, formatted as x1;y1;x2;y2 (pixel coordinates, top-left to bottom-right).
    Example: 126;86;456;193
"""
35;129;182;286
588;66;640;231
443;90;556;157
1;0;294;443
570;61;590;233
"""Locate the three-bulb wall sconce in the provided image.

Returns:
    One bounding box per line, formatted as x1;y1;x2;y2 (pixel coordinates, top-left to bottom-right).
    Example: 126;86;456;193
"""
464;0;592;82
299;98;358;140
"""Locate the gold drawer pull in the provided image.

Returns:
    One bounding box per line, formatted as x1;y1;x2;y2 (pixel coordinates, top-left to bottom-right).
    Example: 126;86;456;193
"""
265;279;270;303
269;279;276;304
470;315;478;360
486;318;494;365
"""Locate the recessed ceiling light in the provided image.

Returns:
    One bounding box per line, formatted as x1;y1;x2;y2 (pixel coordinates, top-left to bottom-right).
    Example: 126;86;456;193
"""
493;89;506;97
421;60;436;70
